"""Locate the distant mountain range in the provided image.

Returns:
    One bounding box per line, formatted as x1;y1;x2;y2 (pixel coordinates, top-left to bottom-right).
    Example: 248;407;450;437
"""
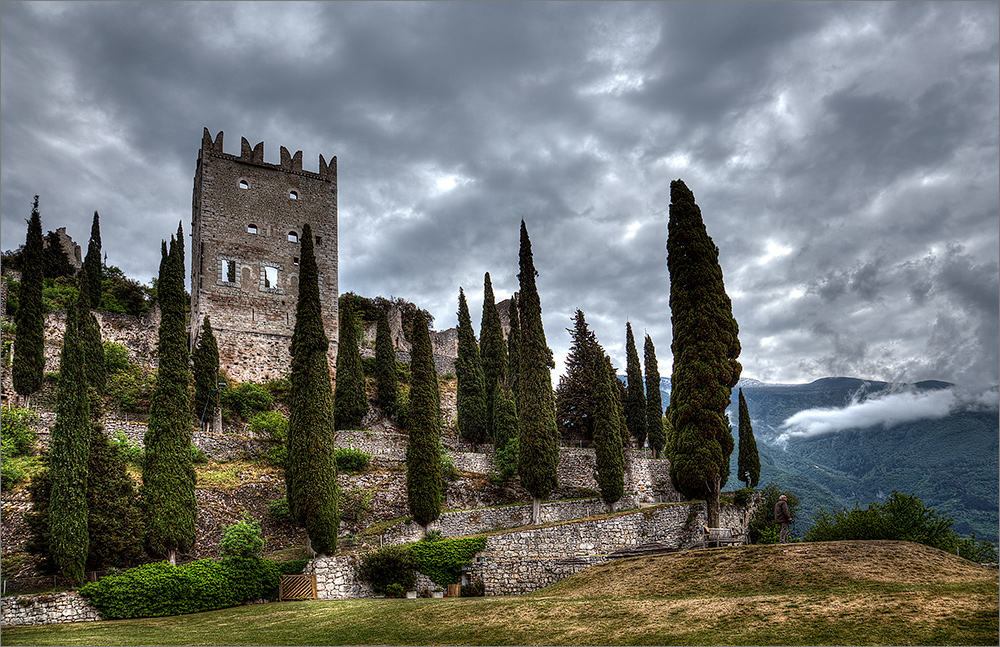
643;376;999;543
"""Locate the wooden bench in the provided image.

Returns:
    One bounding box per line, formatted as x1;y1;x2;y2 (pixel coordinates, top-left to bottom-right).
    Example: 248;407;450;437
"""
702;527;747;548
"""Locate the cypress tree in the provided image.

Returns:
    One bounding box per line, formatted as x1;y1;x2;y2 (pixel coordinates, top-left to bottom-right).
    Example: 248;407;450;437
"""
506;292;520;397
456;287;488;450
192;316;220;426
83;211;103;308
43;230;75;279
554;309;600;446
644;334;666;459
13;196;45;402
479;272;508;432
86;422;144;570
334;301;367;430
406;311;442;528
737;389;760;488
142;225;196;565
48;295;90;586
374;307;399;412
286;223;339;556
624;322;646;450
592;351;626;510
666;180;741;527
77;276;106;395
491;380;517;455
515;221;559;523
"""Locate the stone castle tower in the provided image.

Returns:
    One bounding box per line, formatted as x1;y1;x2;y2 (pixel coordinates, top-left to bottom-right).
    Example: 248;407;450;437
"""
190;128;339;382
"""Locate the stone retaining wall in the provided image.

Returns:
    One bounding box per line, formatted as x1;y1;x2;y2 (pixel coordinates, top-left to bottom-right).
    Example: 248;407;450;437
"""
0;592;103;627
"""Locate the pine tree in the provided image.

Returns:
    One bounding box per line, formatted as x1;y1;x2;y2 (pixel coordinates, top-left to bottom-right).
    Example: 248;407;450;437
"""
286;223;339;556
592;351;626;510
515;221;559;523
737;389;760;488
554;309;600;447
83;212;103;308
506;292;521;399
456;287;488;450
644;334;666;459
479;272;508;432
624;322;646;450
77;277;106;395
334;301;367;430
142;225;196;565
374;307;399;412
48;296;91;586
43;230;75;279
13;196;45;402
86;422;144;570
192;316;220;426
666;180;742;527
406;311;442;528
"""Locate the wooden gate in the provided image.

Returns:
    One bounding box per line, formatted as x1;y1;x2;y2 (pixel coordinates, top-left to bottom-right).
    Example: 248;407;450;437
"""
279;574;318;601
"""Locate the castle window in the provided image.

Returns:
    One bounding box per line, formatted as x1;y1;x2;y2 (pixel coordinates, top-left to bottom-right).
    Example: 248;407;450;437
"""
239;179;250;189
264;266;278;289
315;236;322;246
287;231;298;243
289;190;298;200
247;223;258;235
293;257;299;266
226;260;237;283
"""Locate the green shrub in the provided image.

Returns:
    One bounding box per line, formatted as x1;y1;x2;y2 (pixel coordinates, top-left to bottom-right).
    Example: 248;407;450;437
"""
334;446;372;473
460;579;485;597
1;446;30;490
106;370;155;414
110;431;144;465
732;487;754;508
339;488;374;524
250;411;290;467
358;544;417;596
263;377;291;405
408;536;487;586
0;407;39;456
220;382;274;420
383;582;407;598
219;517;265;562
103;342;131;375
189;444;209;464
421;529;444;543
266;497;295;525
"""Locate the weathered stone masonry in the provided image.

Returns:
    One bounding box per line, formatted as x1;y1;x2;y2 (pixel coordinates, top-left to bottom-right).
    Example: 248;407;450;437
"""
189;129;339;383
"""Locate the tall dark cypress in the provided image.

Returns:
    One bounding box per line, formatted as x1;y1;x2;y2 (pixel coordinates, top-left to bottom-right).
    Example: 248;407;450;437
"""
644;334;666;459
374;307;399;412
286;223;339;555
48;295;91;586
554;309;600;446
491;380;517;455
43;230;75;279
506;292;521;399
592;351;625;510
77;276;106;395
13;196;45;401
406;311;442;528
666;180;741;527
86;422;144;570
624;322;646;450
456;288;488;449
736;389;760;488
192;316;220;425
83;211;103;309
515;221;558;523
142;225;196;565
479;272;508;433
334;301;367;430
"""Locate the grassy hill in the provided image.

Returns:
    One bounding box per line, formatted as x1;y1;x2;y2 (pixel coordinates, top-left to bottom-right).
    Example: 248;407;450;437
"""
4;541;996;646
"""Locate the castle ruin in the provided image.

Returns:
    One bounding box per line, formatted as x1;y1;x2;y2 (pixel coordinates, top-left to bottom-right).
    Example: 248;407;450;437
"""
189;129;339;382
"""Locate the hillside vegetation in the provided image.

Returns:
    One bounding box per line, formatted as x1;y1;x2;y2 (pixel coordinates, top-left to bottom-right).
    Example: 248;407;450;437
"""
4;541;996;646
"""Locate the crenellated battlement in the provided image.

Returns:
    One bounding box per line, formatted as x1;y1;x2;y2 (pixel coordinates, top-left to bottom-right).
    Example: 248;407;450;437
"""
199;128;336;179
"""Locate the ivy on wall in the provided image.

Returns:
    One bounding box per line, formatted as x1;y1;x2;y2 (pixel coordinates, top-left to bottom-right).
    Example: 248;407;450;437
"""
409;536;487;586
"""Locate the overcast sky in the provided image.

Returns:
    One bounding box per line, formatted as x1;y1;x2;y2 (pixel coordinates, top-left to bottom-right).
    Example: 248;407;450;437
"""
2;1;998;391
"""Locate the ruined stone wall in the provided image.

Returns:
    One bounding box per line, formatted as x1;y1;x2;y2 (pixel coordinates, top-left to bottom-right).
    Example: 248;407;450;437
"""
0;592;103;627
190;129;338;383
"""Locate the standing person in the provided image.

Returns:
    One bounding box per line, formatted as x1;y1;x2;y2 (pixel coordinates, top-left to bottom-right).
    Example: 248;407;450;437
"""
774;494;792;544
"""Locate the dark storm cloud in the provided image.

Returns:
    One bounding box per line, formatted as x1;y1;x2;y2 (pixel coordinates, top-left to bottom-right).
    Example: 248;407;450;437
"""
2;1;997;391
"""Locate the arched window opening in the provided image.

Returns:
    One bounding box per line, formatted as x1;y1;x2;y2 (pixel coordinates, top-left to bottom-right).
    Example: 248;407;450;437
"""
247;224;258;235
289;190;298;200
239;179;250;189
287;231;299;243
264;266;278;289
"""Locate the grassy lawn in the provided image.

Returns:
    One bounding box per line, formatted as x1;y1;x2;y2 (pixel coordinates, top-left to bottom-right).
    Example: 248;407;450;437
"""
4;541;997;646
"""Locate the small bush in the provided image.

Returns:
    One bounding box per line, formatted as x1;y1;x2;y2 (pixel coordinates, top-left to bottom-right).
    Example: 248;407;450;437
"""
263;377;291;404
461;579;485;597
0;407;38;456
339;488;374;524
358;544;417;596
383;583;407;598
103;342;131;375
189;444;209;464
110;431;144;465
219;517;265;562
732;487;754;508
220;382;274;420
421;529;444;543
335;446;371;473
106;370;155;415
266;497;295;525
0;447;30;490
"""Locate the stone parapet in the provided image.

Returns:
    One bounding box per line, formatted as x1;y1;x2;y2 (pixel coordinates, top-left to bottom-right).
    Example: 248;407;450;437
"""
1;592;102;627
